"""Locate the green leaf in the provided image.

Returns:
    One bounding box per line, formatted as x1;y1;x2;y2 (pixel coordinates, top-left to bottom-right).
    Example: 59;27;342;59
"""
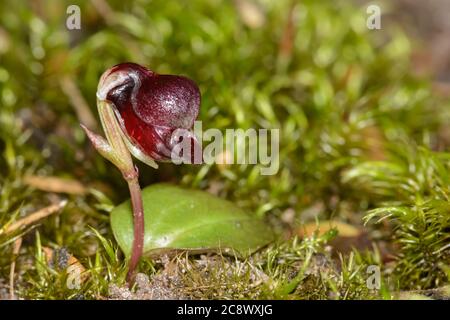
110;184;275;258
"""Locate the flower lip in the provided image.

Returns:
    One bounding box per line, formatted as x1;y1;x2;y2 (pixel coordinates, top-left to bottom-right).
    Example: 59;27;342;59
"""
131;73;200;129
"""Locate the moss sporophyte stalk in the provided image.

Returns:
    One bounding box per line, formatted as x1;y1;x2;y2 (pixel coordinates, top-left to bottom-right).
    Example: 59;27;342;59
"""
81;62;201;283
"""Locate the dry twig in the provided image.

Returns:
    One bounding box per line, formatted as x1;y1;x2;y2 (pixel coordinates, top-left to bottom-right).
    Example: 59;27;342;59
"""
1;200;67;236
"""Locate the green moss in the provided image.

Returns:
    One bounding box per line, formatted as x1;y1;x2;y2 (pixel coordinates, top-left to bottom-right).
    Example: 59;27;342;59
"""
0;0;448;299
344;147;450;289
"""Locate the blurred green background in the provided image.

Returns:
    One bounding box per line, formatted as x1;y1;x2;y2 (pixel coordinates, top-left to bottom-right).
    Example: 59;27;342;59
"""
0;0;449;299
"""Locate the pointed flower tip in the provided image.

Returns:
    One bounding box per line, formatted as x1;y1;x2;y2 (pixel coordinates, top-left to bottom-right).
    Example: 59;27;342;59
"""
80;123;117;163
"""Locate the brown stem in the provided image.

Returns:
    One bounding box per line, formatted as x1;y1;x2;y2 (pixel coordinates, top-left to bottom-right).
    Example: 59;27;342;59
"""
125;174;145;284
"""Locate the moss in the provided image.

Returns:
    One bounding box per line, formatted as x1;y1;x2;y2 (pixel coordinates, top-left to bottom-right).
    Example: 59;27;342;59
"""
0;0;448;299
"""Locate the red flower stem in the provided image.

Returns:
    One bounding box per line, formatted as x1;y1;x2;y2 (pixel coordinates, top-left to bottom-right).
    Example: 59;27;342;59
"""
125;174;145;284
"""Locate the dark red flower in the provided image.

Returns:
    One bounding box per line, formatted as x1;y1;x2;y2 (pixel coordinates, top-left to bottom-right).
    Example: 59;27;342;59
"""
97;62;201;165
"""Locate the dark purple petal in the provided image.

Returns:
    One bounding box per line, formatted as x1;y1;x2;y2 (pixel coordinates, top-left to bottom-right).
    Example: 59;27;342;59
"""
97;63;201;163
